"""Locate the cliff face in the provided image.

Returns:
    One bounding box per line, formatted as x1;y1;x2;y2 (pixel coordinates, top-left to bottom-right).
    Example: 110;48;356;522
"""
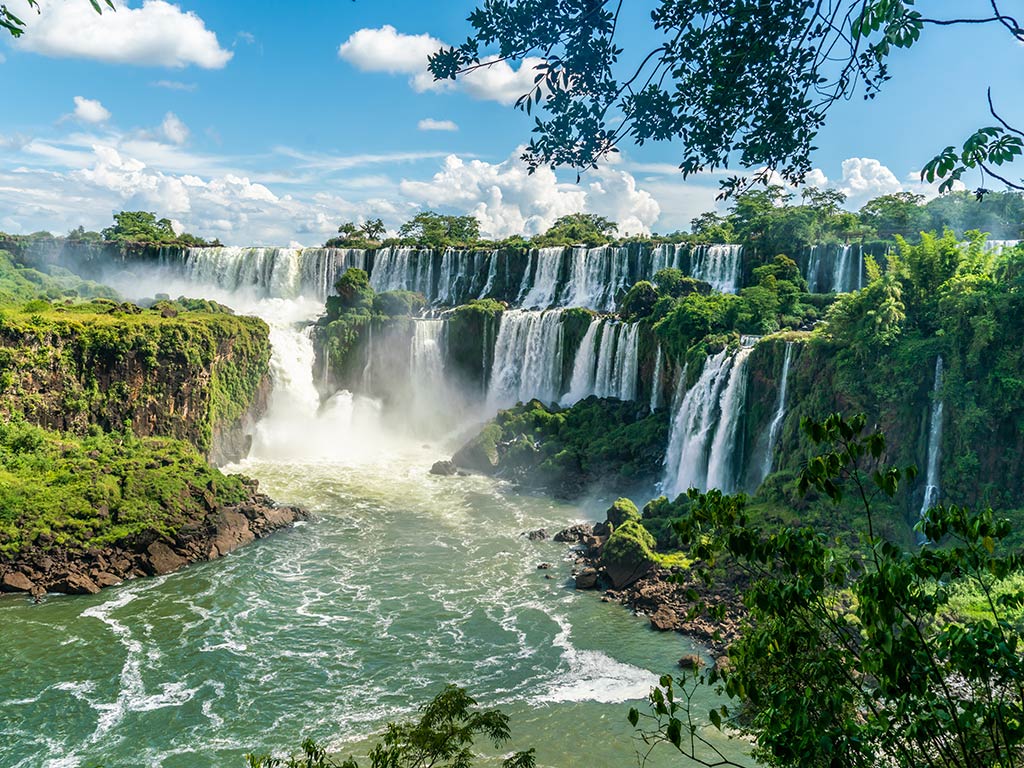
0;300;271;464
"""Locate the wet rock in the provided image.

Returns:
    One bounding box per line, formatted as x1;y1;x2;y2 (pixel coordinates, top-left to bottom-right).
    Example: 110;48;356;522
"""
554;523;593;543
678;653;704;670
537;563;551;570
574;567;599;590
451;426;502;474
524;529;548;541
1;571;35;593
650;605;679;631
430;460;458;476
52;572;100;595
210;509;256;557
145;542;188;576
713;656;733;676
92;572;122;588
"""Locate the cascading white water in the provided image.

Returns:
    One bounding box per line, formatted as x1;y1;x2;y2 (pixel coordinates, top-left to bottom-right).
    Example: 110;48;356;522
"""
564;319;640;404
690;245;742;293
181;246;372;302
560;246;633;312
983;239;1022;254
564;317;602;404
478;250;499;298
759;342;794;483
650;244;685;275
370;246;434;297
663;343;754;497
615;323;640;401
705;346;754;492
832;245;852;294
592;322;620;398
487;309;565;407
663;349;734;497
411;319;446;392
521;248;565;308
806;245;822;293
650;345;663;412
919;356;945;523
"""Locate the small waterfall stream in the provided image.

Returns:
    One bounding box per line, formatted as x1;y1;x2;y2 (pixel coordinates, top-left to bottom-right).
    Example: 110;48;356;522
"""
919;356;945;524
759;342;794;484
663;341;756;497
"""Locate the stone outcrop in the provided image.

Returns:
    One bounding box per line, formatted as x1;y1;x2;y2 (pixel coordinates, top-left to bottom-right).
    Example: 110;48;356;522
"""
0;493;307;598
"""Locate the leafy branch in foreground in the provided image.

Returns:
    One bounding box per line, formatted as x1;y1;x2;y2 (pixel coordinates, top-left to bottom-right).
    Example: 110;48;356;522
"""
430;1;1024;197
245;685;536;768
1;0;111;38
632;413;1024;767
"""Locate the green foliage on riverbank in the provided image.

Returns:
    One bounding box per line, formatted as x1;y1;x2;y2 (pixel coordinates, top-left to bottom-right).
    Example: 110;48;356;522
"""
0;421;249;557
634;414;1024;768
452;398;668;497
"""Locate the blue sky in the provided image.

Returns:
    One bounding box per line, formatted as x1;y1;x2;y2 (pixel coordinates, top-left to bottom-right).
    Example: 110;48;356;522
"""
0;0;1021;244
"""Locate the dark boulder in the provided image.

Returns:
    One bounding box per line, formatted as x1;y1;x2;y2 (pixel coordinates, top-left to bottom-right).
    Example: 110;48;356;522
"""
554;523;593;543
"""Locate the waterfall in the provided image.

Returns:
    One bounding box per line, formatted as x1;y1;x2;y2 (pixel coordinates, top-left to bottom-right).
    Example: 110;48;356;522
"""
487;310;565;408
520;248;565;308
663;344;754;496
565;320;640;403
650;244;684;275
705;346;753;492
479;250;499;298
183;247;313;300
564;317;602;404
411;320;445;390
616;323;640;401
759;342;794;483
857;246;865;290
919;356;945;523
361;322;374;392
369;246;436;298
806;245;822;293
435;250;457;306
690;245;742;293
832;245;852;294
592;322;620;398
650;345;663;412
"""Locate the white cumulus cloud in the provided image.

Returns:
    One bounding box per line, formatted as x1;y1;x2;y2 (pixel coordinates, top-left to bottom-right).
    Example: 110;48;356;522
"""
338;25;445;91
418;118;459;132
339;26;543;104
13;0;232;69
161;112;189;145
398;150;660;239
72;96;111;124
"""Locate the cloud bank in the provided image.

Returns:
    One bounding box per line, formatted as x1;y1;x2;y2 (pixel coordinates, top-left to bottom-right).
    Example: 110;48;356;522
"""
13;0;231;69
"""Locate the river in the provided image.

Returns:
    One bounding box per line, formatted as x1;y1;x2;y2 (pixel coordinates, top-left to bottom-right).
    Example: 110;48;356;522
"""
0;267;750;767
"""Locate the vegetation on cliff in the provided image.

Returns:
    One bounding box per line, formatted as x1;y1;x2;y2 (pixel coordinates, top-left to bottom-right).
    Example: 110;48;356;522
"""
632;414;1024;768
451;398;668;497
0;422;249;557
0;246;286;594
0;278;271;455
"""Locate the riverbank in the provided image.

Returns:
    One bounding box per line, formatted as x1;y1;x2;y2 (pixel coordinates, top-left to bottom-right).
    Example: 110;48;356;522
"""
545;520;746;659
0;486;306;598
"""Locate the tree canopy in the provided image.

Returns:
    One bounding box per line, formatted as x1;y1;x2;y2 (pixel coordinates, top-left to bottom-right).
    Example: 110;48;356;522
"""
429;1;1024;197
101;211;211;248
